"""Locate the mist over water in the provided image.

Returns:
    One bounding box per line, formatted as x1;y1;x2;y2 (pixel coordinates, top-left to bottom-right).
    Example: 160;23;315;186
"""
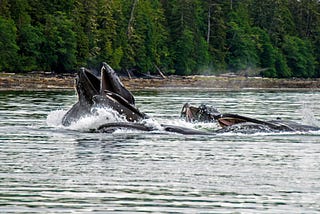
1;90;320;213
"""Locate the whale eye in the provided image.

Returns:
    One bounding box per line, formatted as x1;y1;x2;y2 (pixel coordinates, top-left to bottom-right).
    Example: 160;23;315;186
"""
120;109;124;112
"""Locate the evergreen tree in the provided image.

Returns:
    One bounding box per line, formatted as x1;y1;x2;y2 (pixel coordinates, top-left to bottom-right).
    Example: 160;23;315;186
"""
72;0;99;67
0;17;19;71
274;49;291;78
125;0;150;71
109;0;127;70
18;24;43;71
8;0;31;29
0;0;320;76
123;0;169;73
8;0;43;71
41;12;77;72
164;0;209;75
289;0;320;77
282;36;316;78
226;4;258;71
252;27;276;77
0;0;11;18
203;0;228;71
250;0;295;45
289;0;320;39
95;0;116;66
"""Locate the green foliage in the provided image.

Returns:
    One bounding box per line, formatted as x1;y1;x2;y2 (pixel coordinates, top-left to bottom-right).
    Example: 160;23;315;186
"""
123;0;169;73
251;27;276;77
175;28;196;75
41;12;77;72
8;0;31;29
274;49;291;78
0;17;19;71
204;1;228;70
18;24;44;71
94;0;117;66
226;6;258;71
0;0;11;18
250;0;295;45
289;0;320;39
282;36;316;78
165;0;209;74
0;0;320;78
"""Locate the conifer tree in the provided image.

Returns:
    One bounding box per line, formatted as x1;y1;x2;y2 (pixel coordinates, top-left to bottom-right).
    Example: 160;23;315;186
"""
0;0;319;77
226;3;258;71
203;0;228;71
0;17;19;71
41;12;76;72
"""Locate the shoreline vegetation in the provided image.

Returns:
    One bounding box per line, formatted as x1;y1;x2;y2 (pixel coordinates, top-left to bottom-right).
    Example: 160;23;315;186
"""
1;73;320;91
1;1;320;79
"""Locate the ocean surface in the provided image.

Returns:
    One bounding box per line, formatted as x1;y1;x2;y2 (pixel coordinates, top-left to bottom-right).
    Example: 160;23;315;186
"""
0;89;320;213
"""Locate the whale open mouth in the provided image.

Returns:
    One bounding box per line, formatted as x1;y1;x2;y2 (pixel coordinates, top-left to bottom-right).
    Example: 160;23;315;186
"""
62;63;146;127
181;103;220;123
76;63;134;105
76;67;101;105
181;103;199;122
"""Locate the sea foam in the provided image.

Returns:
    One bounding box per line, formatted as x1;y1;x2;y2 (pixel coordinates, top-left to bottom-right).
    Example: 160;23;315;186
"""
46;107;127;131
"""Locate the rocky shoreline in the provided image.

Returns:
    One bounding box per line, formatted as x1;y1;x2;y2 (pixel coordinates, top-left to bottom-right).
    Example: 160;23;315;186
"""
1;73;320;91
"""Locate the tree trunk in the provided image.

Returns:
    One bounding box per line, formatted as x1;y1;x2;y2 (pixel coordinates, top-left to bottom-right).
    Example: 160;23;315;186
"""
207;6;211;44
126;69;132;79
127;0;138;38
154;64;167;79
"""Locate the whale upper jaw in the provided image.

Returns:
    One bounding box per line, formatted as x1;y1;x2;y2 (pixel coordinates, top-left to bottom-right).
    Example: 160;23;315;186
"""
100;62;135;105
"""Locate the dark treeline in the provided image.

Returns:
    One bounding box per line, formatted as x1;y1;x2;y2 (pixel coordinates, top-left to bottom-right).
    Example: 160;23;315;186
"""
1;0;320;78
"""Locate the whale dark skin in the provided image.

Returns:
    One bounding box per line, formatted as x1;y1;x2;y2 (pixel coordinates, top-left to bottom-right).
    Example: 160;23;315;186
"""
61;67;99;126
62;63;318;134
62;63;146;126
96;122;211;135
181;103;320;133
62;63;212;135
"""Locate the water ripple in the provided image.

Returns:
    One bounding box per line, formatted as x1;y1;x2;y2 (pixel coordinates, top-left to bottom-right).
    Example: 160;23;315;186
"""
0;90;320;213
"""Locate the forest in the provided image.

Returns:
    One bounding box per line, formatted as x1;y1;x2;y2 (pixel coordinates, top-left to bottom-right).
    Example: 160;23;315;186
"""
0;0;320;78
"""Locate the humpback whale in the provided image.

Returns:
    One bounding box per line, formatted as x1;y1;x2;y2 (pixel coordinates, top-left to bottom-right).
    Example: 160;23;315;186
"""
62;62;319;134
62;63;211;135
62;63;146;126
181;103;320;133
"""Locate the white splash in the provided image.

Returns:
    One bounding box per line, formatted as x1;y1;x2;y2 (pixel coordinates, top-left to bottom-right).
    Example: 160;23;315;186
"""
46;107;126;131
46;109;66;127
300;103;319;127
168;118;219;130
141;118;163;131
